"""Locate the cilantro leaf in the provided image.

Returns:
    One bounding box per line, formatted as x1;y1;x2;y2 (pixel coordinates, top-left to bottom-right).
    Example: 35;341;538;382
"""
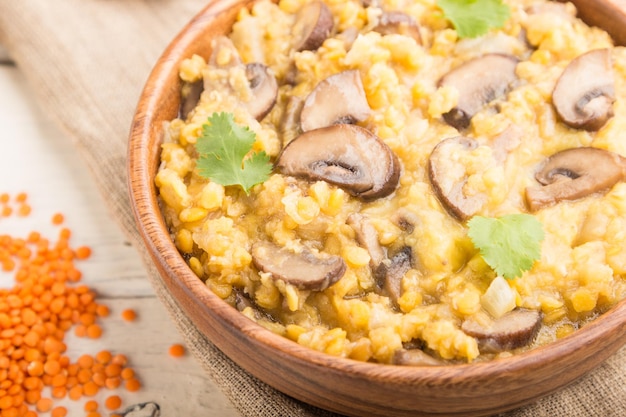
437;0;510;39
195;112;272;194
467;214;544;279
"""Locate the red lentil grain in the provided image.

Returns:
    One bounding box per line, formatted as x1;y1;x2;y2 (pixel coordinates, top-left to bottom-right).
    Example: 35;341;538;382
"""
51;406;68;417
120;368;134;380
51;213;64;226
121;308;137;322
125;378;141;392
104;394;122;410
168;343;186;358
17;204;31;217
74;246;92;260
84;399;98;412
86;324;102;339
35;397;53;413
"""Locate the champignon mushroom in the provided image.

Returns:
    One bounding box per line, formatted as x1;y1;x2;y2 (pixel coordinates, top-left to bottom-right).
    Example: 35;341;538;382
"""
461;308;542;353
292;1;334;52
374;246;412;305
439;54;519;130
208;35;243;68
552;49;615;131
244;63;279;121
279;95;304;144
179;79;204;120
347;213;386;268
491;124;522;164
251;241;346;291
299;70;371;132
525;147;626;211
337;27;360;51
428;136;487;220
526;2;576;21
233;288;275;322
373;11;422;44
392;348;444;366
276;124;401;200
180;35;245;119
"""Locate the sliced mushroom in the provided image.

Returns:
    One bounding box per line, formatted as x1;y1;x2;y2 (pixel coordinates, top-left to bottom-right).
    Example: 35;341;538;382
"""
300;70;371;132
337;27;360;51
179;36;243;120
360;0;379;7
179;79;204;120
439;54;519;130
391;209;419;234
292;1;334;52
525;147;626;211
491;124;522;164
244;63;278;121
276;124;401;200
347;213;386;268
526;2;576;21
374;246;412;305
552;49;615;131
208;35;243;69
392;348;444;366
428;136;487;220
454;33;529;61
251;241;346;291
233;288;275;322
462;308;542;353
279;95;304;144
373;11;422;44
200;36;279;121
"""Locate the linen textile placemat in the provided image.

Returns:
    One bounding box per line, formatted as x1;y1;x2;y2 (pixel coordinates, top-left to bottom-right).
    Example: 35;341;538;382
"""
0;1;623;416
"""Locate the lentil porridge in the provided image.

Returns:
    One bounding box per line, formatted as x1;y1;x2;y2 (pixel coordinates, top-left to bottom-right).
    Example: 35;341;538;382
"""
155;0;626;364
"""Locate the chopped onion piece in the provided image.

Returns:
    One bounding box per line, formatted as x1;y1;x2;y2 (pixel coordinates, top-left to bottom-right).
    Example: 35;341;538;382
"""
481;276;516;318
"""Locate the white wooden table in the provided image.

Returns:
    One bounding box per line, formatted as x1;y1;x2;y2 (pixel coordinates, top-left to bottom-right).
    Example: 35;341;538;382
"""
0;54;238;416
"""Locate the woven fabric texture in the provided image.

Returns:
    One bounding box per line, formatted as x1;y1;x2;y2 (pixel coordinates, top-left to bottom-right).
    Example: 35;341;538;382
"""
0;1;623;416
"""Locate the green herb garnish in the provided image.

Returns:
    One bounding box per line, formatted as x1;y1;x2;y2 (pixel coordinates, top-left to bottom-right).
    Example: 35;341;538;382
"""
195;112;272;194
437;0;511;39
468;214;544;279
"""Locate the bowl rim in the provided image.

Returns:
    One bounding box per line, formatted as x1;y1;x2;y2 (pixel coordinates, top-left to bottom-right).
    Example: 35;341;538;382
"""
127;0;626;403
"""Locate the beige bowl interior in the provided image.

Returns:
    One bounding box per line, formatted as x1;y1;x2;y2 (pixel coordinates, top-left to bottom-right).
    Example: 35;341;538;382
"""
128;1;626;416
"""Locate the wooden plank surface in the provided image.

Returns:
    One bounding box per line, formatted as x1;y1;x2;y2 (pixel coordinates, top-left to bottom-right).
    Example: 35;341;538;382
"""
0;63;239;416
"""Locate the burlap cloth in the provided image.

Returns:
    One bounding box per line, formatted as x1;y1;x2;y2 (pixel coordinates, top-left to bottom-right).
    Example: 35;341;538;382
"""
0;1;623;416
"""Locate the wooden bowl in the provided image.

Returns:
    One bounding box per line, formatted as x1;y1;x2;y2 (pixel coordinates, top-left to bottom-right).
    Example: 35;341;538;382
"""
128;1;626;416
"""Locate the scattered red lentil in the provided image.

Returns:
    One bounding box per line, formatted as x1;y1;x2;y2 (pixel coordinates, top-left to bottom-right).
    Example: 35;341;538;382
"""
51;405;68;417
15;192;28;203
0;192;142;415
75;245;92;260
84;399;99;412
51;212;65;225
120;367;134;381
105;394;122;410
18;203;32;217
36;397;53;413
121;308;137;322
86;323;103;339
125;378;142;392
168;343;186;358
